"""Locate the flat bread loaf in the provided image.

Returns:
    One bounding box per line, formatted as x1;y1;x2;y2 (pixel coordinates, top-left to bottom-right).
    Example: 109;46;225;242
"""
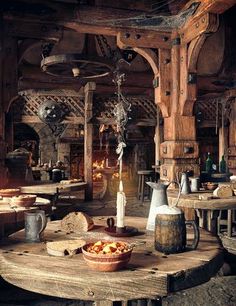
61;212;94;232
213;185;233;198
46;239;86;256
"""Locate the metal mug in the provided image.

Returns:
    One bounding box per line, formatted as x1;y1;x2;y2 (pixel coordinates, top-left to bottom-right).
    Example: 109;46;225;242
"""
24;210;47;242
190;177;200;192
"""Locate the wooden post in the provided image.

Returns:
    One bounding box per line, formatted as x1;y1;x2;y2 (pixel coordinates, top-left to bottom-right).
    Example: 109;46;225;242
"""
228;98;236;174
84;82;96;201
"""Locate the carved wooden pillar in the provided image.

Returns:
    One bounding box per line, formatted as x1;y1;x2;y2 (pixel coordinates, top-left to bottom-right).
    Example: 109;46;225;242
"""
159;13;219;182
84;82;96;201
159;36;199;182
228;98;236;174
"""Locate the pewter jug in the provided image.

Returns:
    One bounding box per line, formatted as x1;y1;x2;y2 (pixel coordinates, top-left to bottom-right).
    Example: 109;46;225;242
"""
24;210;47;242
180;172;191;194
146;180;170;231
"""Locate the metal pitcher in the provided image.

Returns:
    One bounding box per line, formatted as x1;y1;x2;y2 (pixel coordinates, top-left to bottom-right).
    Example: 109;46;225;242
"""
24;210;47;242
146;180;171;231
180;172;191;194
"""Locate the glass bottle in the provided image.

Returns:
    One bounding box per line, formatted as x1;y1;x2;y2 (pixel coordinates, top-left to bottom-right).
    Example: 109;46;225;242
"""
219;155;226;173
205;152;213;173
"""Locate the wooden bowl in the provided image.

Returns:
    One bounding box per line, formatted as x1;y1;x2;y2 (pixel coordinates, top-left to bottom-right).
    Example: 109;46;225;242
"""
11;194;37;207
82;242;133;272
0;188;21;197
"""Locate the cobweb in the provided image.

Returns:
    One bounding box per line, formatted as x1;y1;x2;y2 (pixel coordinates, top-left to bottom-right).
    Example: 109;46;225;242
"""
108;1;200;30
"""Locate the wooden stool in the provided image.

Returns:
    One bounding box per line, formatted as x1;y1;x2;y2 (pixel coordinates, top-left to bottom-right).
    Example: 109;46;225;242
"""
137;170;154;202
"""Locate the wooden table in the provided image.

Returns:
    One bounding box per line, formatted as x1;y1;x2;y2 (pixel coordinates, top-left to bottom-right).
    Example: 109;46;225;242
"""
20;181;88;204
0;216;223;305
168;190;236;235
0;197;51;239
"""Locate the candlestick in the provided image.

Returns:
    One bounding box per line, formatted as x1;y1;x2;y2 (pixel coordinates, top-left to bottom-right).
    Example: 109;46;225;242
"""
116;180;126;230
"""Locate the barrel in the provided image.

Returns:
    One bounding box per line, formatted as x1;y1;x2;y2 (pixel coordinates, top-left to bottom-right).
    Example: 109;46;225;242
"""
154;213;186;254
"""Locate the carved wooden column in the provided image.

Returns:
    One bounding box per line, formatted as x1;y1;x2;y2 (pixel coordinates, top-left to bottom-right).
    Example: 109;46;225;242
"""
160;36;199;182
84;82;96;201
159;13;219;182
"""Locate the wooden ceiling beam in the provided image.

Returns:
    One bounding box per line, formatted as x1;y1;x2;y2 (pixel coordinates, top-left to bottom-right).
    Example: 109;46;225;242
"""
117;31;171;49
4;20;63;41
16;115;84;124
18;79;153;96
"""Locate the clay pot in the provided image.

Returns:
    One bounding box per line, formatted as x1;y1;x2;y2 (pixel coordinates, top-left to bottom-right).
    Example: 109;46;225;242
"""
82;242;132;272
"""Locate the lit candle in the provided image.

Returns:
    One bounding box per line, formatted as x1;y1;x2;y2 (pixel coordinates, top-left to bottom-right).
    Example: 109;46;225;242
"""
116;180;126;229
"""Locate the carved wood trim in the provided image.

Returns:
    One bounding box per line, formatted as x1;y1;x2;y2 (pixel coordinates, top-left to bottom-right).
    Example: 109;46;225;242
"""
188;35;207;71
18;39;42;65
132;47;158;75
179;13;219;44
181;0;236;18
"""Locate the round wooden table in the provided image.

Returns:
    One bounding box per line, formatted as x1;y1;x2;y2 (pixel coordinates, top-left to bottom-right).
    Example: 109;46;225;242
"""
0;216;223;305
168;190;236;235
0;197;51;238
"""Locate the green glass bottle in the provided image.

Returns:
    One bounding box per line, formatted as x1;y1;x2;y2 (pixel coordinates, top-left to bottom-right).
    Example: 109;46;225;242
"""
205;152;213;173
219;155;226;173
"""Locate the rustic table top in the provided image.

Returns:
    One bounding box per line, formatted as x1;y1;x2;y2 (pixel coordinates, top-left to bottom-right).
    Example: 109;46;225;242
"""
20;181;87;195
168;190;236;210
0;216;223;302
0;196;51;214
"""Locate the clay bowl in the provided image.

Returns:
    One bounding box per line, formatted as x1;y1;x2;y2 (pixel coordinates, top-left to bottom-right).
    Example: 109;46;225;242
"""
82;242;133;272
206;182;218;190
11;194;37;207
0;188;21;197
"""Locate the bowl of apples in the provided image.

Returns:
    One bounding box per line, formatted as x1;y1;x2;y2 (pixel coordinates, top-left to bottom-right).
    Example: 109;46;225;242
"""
82;240;133;272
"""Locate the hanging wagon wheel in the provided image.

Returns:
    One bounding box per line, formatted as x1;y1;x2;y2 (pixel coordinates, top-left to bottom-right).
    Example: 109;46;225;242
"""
41;54;114;79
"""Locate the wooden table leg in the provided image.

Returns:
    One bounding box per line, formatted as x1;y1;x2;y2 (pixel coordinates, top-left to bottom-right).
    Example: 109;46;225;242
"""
227;209;233;237
141;175;145;203
196;209;203;228
207;210;220;235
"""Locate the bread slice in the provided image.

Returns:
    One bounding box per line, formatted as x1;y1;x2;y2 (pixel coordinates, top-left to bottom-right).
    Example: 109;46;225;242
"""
46;239;86;256
61;212;94;232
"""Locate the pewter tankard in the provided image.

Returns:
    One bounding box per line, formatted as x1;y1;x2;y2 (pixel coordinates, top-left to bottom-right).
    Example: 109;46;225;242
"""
24;210;47;242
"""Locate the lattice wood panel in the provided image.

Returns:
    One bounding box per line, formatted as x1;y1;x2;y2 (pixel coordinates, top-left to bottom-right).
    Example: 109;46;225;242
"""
13;89;84;119
194;98;233;124
94;95;157;120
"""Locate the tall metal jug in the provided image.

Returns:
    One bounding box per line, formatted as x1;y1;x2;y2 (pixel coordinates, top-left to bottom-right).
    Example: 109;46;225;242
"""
180;172;191;194
146;180;170;230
